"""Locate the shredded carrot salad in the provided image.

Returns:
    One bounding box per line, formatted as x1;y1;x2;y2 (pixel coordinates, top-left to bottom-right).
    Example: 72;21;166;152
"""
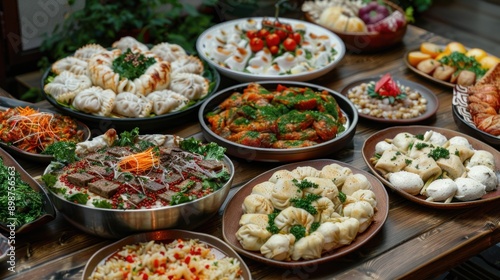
0;106;85;154
118;147;160;173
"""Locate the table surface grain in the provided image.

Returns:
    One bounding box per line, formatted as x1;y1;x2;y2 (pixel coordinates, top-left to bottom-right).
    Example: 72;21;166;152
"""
1;25;499;280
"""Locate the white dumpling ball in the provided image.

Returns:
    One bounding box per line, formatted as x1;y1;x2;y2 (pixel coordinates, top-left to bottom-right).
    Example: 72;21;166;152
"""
387;171;423;195
466;165;498;192
375;141;395;155
454;177;487;201
424;178;457;202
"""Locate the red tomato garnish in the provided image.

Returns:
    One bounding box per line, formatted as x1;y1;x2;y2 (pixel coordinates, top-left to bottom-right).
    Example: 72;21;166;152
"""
142;273;148;280
258;29;270;38
125;255;134;263
284;24;293;32
375;74;401;97
283;38;297;52
273;20;282;27
275;29;288;40
266;33;280;47
184;255;191;264
246;30;257;39
250;37;264;52
277;84;288;92
292;32;302;44
269;45;279;55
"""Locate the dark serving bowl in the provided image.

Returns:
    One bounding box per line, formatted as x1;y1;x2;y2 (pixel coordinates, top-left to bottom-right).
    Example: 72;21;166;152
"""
452;84;500;148
41;64;220;134
0;147;56;234
198;81;358;162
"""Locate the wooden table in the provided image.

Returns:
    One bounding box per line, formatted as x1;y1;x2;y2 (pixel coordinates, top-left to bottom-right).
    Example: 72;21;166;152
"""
1;25;499;280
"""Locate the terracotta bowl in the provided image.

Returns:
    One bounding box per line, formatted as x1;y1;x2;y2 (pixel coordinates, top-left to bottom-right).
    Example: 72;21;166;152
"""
304;0;407;53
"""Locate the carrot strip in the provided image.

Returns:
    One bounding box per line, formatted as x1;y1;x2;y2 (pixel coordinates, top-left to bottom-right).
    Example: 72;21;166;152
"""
118;148;160;174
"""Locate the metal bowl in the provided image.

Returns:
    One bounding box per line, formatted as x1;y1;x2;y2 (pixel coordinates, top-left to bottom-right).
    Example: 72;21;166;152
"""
46;153;235;239
199;81;358;162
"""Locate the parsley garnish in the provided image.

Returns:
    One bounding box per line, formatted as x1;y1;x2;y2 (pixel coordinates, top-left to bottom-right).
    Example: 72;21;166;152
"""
112;49;156;80
290;193;321;215
292;178;318;190
290;224;307;240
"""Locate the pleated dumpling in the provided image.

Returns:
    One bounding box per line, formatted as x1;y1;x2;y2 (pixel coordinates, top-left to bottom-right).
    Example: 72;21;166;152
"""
291;166;320;179
301;177;339;202
260;234;295;261
44;71;92;103
87;49;134;93
112;92;152;118
314;222;341;252
239;213;269;229
273;206;314;233
342;200;375;233
311;197;336;223
319;163;353;187
291;231;324;261
251;181;275;201
268;169;300;183
112;36;149;52
235;224;271;251
169;73;209;100
132;61;171;95
242;194;274;214
150;42;187;63
72;86;116;116
170;55;204;75
342;173;372;195
74;43;107;62
51;56;88;75
271;179;303;210
146;90;189;115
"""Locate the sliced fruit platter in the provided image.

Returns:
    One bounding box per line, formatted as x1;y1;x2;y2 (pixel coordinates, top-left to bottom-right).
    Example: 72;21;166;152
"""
42;36;220;132
406;41;499;87
196;17;345;82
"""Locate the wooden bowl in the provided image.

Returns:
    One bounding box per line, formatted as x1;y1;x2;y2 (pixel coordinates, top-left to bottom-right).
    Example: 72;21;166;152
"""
304;0;407;53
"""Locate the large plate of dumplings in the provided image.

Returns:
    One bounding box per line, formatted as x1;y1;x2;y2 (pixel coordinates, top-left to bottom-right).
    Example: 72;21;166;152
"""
222;159;389;268
362;126;500;209
42;36;220;132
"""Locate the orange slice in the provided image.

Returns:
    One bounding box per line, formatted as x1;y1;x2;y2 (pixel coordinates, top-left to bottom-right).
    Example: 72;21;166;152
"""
408;51;432;67
420;42;443;58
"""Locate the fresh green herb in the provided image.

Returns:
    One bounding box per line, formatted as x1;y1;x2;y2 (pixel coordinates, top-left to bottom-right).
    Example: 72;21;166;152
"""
415;134;424;140
112;49;156;80
116;127;140;147
338;191;347;204
414;142;429;150
42;141;78;163
65;193;89;205
310;222;321;233
179;138;226;160
92;200;113;209
41;173;58;188
292;178;319;191
405;159;413;165
266;212;280;234
0;158;44;226
428;147;450;161
202;170;230;191
170;192;196;206
438;51;487;78
267;212;280;234
290;193;321;215
290;224;307;240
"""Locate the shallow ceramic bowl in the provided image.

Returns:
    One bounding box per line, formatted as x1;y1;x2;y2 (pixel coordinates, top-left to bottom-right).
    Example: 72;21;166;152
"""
304;0;407;53
362;125;500;209
83;229;251;279
41;64;220;134
452;84;500;148
222;159;389;268
45;151;235;239
196;17;345;82
199;81;358;162
0;147;56;234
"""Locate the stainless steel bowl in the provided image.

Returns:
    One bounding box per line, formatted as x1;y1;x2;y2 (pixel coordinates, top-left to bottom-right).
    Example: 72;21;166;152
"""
47;156;234;239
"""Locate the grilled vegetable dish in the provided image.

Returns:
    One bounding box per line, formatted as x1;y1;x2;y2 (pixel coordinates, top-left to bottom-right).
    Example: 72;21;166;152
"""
205;83;347;149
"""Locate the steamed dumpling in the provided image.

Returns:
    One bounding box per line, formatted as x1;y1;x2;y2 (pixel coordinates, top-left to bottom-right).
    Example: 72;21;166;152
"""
291;166;320;179
44;71;92;103
146;90;189;115
342;200;374;233
51;56;88;75
301;177;339;202
112;36;148;52
239;213;269;229
112;92;152;118
260;234;295;261
291;232;324;261
342;174;372;196
74;43;107;62
235;224;271;251
319;163;353;187
170;55;204;75
251;181;275;201
314;221;341;252
72;86;116;116
169;73;209;100
268;170;300;183
271;179;303;210
242;194;274;214
274;206;314;233
311;197;336;223
150;42;187;62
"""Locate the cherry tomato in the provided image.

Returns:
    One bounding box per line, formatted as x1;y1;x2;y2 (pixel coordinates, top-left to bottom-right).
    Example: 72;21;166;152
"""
284;24;293;32
292;32;302;44
265;33;280;47
275;29;288;41
283;38;297;52
246;30;258;39
258;29;270;38
262;19;272;26
269;45;279;55
250;37;264;52
273;20;283;28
